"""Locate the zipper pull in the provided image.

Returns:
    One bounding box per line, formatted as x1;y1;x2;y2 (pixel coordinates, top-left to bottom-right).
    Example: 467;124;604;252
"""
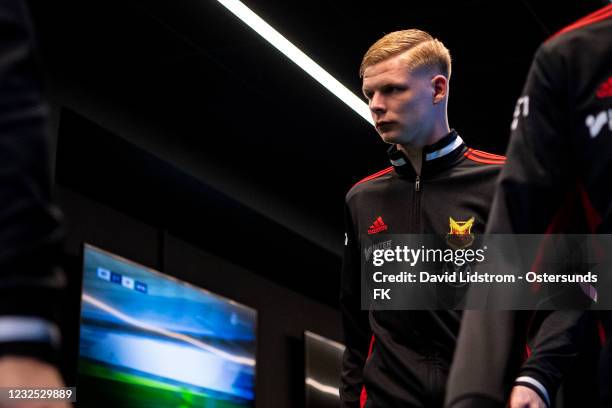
415;175;421;192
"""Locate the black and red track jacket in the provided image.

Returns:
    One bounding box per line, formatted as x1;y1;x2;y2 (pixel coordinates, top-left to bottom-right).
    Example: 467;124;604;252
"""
446;5;612;408
340;130;506;408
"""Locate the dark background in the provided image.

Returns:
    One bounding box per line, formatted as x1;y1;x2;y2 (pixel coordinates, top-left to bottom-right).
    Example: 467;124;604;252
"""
24;0;607;406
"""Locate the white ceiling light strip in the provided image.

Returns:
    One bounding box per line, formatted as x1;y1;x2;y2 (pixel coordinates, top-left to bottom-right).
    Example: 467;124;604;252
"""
216;0;373;125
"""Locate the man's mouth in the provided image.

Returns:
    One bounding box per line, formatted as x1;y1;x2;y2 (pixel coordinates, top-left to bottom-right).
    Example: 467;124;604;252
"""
376;121;395;131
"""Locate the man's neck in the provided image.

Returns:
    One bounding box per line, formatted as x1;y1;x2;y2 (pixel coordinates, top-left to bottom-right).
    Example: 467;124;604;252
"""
398;124;451;175
397;145;423;175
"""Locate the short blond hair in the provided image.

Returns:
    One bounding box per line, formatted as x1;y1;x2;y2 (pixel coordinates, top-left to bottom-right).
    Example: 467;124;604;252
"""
360;29;451;79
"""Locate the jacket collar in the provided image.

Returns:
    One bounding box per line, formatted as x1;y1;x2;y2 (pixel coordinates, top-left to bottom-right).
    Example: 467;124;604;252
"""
387;130;466;177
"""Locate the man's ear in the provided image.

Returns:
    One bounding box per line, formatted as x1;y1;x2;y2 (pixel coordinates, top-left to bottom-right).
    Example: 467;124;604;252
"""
431;75;448;104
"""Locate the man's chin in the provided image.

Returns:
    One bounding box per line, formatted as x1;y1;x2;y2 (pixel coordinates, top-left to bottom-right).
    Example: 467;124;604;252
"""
380;133;404;145
379;131;421;147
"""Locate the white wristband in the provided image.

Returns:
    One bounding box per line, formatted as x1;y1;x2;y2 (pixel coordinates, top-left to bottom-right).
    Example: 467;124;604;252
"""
0;317;60;348
515;376;550;407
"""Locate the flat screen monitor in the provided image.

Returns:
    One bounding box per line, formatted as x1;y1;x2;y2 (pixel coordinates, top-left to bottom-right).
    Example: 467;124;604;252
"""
78;244;257;407
304;331;345;408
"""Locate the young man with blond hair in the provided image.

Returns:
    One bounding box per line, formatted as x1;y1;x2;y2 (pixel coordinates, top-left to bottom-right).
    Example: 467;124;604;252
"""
340;29;507;407
341;26;595;408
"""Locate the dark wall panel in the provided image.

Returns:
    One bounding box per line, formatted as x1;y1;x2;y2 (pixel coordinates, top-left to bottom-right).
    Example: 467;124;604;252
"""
58;186;160;268
55;109;342;307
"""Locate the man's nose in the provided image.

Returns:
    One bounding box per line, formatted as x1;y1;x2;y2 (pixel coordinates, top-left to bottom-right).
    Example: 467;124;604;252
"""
369;92;386;115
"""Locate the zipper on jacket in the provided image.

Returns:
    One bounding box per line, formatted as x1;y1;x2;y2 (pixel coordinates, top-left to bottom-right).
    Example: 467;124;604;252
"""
413;175;421;232
412;175;421;234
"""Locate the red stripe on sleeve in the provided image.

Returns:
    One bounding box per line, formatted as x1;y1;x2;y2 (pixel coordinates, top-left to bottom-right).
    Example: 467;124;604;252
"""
464;152;506;165
597;320;607;346
548;4;612;41
353;167;394;188
359;335;376;408
466;148;507;160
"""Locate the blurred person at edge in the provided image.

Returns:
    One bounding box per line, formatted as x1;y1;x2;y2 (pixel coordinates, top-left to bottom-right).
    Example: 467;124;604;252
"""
446;4;612;408
0;1;69;407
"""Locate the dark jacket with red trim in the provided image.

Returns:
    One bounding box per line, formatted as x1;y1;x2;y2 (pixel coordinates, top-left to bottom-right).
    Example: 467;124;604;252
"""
446;5;612;408
340;130;506;408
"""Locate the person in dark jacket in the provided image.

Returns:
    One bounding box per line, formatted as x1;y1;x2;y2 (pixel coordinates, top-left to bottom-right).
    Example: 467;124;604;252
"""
446;4;612;408
0;1;68;406
340;28;511;408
